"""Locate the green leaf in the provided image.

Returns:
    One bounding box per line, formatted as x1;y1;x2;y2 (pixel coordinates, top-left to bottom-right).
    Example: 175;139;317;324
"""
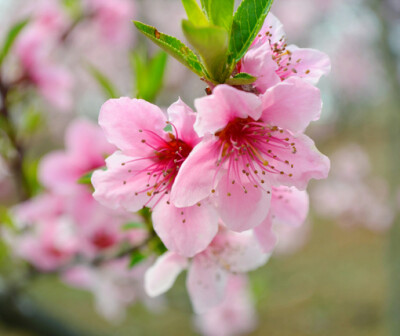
209;0;234;32
129;250;147;268
87;64;119;99
132;50;167;103
182;20;229;83
134;21;204;77
182;0;208;26
225;72;257;85
122;222;146;230
77;170;94;185
0;19;29;67
200;0;211;17
229;0;274;62
22;107;42;135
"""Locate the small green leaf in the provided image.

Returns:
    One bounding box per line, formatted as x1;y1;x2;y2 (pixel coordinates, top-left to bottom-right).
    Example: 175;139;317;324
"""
122;222;146;230
132;50;168;103
0;19;29;67
225;72;257;85
209;0;234;32
182;0;208;26
129;250;147;267
0;206;14;229
229;0;274;62
134;21;204;77
182;20;229;82
200;0;211;17
87;64;119;99
77;170;94;185
22;107;42;135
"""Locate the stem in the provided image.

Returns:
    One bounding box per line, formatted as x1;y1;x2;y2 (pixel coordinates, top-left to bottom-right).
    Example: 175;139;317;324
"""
0;74;30;201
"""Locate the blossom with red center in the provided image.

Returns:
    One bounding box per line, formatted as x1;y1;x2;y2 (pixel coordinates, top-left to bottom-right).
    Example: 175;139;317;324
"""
240;12;331;93
171;80;329;231
92;97;219;257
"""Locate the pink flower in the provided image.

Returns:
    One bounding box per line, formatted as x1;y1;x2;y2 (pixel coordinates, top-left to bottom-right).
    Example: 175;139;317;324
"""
39;119;115;194
240;13;330;93
254;186;309;253
92;98;219;257
63;258;155;321
85;0;135;46
145;228;270;313
14;2;73;110
171;81;329;231
9;194;78;271
195;275;257;336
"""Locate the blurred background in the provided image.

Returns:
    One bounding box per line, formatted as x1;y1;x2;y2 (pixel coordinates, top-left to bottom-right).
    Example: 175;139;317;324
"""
0;0;399;335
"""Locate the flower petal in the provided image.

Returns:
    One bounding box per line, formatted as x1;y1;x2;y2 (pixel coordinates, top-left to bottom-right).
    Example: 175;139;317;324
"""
194;85;262;137
187;253;228;313
288;46;331;85
92;151;155;212
152;200;219;257
241;44;281;93
271;186;309;227
167;98;200;147
266;132;330;190
210;230;271;272
253;212;277;253
261;78;322;134
171;137;222;207
99;97;167;156
214;174;271;232
145;252;188;297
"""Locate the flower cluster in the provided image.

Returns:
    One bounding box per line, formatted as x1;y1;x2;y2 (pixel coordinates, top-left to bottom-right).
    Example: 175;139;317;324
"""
92;12;330;315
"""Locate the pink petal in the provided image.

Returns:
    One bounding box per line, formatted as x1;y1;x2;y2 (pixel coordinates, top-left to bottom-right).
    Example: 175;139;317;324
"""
187;253;228;313
271;186;309;227
288;46;331;85
145;252;188;297
211;230;271;272
152;200;218;257
241;44;281;93
194;85;262;137
252;12;285;48
65;119;115;161
253;212;277;253
92;151;154;212
269;132;330;190
171;137;221;207
261;78;322;134
99;97;167;156
167;98;200;147
39;152;83;193
214;174;271;232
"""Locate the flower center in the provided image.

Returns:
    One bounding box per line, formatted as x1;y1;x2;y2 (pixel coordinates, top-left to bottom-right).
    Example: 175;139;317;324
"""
215;117;296;194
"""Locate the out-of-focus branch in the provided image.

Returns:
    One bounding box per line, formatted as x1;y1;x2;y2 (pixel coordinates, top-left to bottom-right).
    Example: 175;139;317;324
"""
0;74;30;201
0;283;98;336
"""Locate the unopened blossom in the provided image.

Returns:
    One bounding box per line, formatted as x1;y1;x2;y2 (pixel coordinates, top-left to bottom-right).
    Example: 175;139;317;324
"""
63;258;156;322
195;275;257;336
14;1;73;110
145;228;270;313
85;0;135;46
39;119;115;194
92;98;219;257
240;12;330;93
254;186;309;253
171;81;329;231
